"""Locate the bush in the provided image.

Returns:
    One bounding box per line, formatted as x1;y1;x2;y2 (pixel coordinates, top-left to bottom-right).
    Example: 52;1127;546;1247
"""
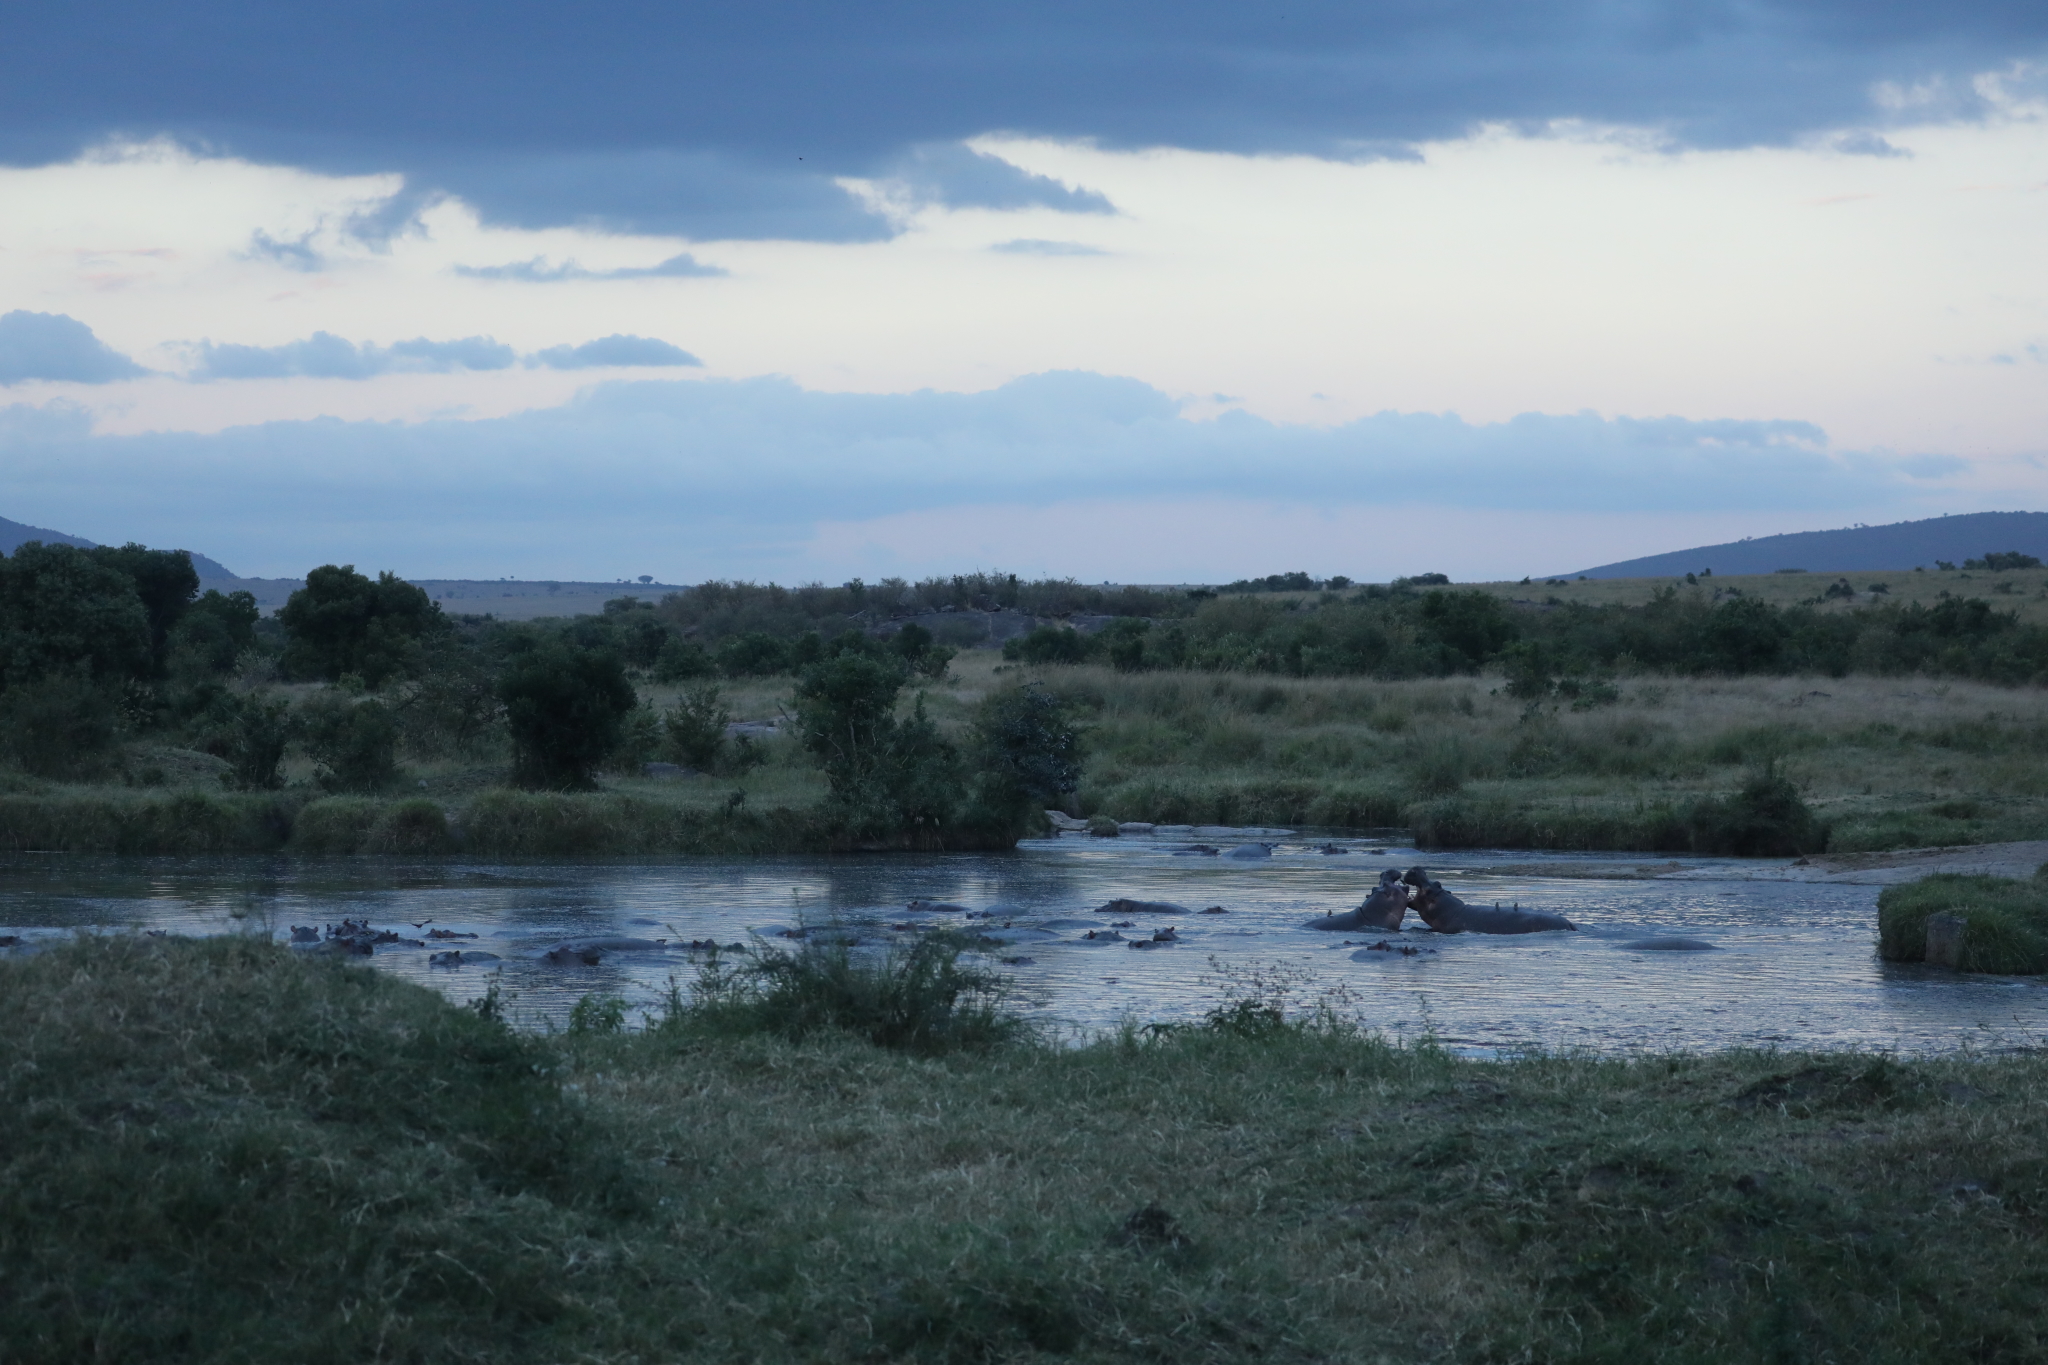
967;684;1084;834
1002;625;1093;665
496;643;638;790
666;934;1026;1054
1877;872;2048;973
716;632;790;677
0;671;123;778
662;684;730;770
793;654;967;843
651;636;715;682
299;693;401;793
1686;764;1826;856
220;692;294;791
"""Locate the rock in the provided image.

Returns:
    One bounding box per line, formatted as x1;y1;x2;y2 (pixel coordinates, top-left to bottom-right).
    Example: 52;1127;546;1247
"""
1117;822;1156;835
1044;810;1090;832
1925;912;1967;969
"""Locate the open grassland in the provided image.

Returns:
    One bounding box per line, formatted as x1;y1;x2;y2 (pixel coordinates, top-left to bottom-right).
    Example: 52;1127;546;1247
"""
7;935;2046;1364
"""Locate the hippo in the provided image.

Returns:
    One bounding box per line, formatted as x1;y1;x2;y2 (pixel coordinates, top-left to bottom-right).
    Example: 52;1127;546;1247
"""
542;935;669;965
906;899;971;913
1094;898;1192;916
1401;867;1577;934
1224;843;1274;860
1305;869;1411;932
1621;936;1717;951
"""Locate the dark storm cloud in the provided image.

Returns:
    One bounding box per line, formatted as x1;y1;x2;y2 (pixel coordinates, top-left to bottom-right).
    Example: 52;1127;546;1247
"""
0;311;149;384
3;1;2043;239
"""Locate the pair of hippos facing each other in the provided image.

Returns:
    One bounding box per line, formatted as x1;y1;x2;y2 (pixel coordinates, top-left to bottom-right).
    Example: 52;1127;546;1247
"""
1305;867;1577;935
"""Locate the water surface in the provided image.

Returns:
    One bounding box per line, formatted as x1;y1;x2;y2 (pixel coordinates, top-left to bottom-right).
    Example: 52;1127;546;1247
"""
5;834;2043;1054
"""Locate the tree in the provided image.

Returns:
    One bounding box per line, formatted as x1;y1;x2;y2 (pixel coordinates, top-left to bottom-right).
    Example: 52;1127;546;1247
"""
279;564;443;686
85;544;199;676
0;541;150;690
497;643;638;789
967;684;1084;833
170;589;260;675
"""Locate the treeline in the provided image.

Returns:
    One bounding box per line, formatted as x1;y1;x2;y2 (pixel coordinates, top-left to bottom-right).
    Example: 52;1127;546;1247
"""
0;546;1080;848
1005;581;2048;689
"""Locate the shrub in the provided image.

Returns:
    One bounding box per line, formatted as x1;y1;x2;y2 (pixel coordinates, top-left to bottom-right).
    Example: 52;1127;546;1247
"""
716;632;790;677
366;797;453;855
651;636;715;681
662;684;730;770
666;934;1026;1054
793;654;966;842
968;683;1084;833
299;693;401;793
219;691;294;790
1686;764;1826;856
290;796;382;853
0;671;123;778
1877;872;2048;973
1002;625;1093;665
496;643;638;790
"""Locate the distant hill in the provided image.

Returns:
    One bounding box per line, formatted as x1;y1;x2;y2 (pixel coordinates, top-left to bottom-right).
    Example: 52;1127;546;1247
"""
0;514;240;580
1567;511;2048;578
0;515;96;555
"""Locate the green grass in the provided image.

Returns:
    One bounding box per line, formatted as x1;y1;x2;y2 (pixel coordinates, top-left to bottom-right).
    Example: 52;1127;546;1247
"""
1877;870;2048;973
8;936;2048;1362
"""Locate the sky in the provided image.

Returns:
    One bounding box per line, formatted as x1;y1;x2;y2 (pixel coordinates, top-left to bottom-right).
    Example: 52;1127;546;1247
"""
2;2;2046;584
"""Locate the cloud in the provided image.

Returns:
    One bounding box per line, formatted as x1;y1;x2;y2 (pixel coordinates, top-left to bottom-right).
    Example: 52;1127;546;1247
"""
188;332;517;380
245;228;325;270
453;252;727;281
0;369;1961;576
990;239;1108;256
5;2;2042;239
527;336;704;370
881;144;1113;214
0;311;149;385
1829;130;1910;157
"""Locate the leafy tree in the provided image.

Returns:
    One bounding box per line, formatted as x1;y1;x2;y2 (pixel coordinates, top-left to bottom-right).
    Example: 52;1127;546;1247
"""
968;684;1083;832
496;643;638;789
169;589;260;676
891;621;956;680
84;544;199;676
279;565;443;687
0;542;150;690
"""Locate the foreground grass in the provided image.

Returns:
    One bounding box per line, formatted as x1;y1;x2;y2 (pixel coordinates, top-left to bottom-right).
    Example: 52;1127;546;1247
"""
7;936;2048;1363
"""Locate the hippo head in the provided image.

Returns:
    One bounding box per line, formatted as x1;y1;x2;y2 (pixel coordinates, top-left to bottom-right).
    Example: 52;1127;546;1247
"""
1377;868;1405;887
1401;866;1431;889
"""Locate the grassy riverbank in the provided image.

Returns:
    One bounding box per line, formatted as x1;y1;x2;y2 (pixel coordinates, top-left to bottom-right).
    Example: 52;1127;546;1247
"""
9;656;2048;856
6;935;2045;1364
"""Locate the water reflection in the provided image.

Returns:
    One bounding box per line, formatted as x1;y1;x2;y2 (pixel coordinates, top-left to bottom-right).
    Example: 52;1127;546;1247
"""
3;837;2044;1054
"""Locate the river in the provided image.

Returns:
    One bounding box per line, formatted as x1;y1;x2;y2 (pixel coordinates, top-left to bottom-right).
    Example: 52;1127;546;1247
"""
4;831;2044;1054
